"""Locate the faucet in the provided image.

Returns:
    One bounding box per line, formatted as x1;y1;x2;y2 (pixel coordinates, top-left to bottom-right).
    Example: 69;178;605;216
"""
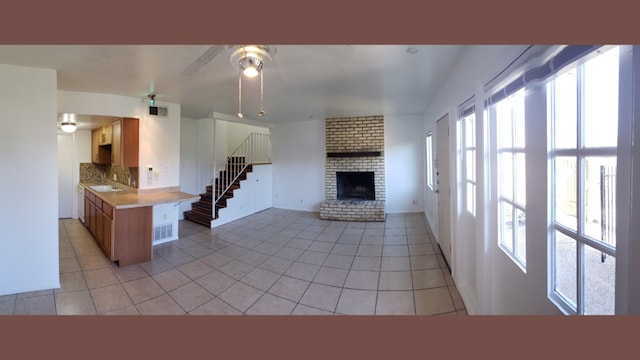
100;172;105;183
112;182;117;189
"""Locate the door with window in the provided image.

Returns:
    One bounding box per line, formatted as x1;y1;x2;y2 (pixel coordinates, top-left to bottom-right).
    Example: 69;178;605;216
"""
548;46;620;315
436;114;452;268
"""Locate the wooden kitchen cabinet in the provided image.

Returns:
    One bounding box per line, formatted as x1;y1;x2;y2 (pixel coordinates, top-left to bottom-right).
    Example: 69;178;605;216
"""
94;197;104;248
111;117;139;167
102;202;113;259
84;189;151;266
91;127;111;164
99;125;112;145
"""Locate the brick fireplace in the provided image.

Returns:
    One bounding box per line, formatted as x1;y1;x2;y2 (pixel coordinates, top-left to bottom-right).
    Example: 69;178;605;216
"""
320;116;386;221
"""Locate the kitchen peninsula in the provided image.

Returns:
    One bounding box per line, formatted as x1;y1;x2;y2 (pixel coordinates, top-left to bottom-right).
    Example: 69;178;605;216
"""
82;182;199;267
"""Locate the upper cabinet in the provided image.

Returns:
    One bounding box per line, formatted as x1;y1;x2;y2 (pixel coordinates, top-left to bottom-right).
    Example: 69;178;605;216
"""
111;117;139;167
91;127;110;164
91;117;139;167
99;125;112;145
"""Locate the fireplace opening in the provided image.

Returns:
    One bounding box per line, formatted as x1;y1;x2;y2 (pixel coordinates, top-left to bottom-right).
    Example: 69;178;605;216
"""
336;171;375;200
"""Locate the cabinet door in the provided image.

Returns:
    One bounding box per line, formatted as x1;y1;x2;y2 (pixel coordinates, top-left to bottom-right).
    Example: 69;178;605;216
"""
89;201;96;236
84;195;90;228
102;202;114;259
92;128;110;164
103;211;113;259
101;125;112;145
121;118;139;167
93;198;103;247
253;167;273;212
92;129;101;163
111;121;121;166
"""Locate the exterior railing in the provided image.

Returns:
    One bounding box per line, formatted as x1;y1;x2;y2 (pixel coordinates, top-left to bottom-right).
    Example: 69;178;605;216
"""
600;165;616;262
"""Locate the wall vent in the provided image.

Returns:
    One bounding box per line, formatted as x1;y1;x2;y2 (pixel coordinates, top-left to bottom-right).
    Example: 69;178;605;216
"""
153;223;173;242
149;106;168;117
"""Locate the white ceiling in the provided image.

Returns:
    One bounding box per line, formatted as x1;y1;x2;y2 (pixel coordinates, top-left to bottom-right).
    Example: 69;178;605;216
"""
0;44;467;129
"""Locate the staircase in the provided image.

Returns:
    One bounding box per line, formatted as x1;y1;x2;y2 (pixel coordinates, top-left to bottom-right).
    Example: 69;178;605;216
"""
184;133;271;228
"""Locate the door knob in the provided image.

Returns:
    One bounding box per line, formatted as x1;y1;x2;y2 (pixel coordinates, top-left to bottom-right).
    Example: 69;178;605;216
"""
434;189;439;194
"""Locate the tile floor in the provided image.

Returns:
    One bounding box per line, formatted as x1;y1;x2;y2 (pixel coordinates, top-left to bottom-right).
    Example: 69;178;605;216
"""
0;209;467;315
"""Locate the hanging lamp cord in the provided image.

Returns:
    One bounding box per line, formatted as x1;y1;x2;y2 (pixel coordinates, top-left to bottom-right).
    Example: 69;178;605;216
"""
259;70;265;116
237;69;243;118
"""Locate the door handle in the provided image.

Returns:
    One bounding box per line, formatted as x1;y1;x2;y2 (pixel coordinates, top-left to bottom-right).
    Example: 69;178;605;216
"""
434;189;439;194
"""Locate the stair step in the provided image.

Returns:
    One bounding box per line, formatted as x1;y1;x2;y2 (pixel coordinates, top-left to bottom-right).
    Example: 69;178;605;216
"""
185;159;256;227
183;211;213;227
191;203;212;215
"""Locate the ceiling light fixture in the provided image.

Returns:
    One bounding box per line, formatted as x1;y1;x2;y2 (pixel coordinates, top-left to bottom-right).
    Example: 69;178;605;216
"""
230;45;273;118
239;55;263;78
148;93;156;106
60;113;77;133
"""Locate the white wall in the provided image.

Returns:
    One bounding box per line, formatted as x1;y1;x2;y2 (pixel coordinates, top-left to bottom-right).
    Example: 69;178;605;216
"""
179;117;200;218
384;114;424;213
272;115;426;213
225;121;271;154
0;64;59;296
58;133;74;218
422;45;562;314
213;118;271;172
58;91;181;190
272;119;326;211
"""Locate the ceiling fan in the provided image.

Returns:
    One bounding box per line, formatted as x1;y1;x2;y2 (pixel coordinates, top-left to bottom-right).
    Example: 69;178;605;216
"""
181;44;354;119
181;44;353;77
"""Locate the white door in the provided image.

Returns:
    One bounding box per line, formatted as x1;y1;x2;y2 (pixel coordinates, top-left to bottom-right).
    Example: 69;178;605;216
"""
57;133;74;218
253;166;273;212
436;114;452;268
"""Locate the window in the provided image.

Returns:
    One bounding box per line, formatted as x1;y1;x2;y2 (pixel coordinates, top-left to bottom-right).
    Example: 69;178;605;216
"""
459;104;476;215
426;132;434;190
548;46;619;315
492;88;527;269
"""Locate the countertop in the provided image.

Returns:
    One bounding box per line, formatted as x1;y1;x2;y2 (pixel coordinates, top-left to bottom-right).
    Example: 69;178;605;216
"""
80;182;200;209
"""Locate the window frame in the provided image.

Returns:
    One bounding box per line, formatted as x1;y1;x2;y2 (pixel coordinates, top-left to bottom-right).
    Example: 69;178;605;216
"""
459;104;477;216
426;132;435;191
547;46;620;315
489;87;527;271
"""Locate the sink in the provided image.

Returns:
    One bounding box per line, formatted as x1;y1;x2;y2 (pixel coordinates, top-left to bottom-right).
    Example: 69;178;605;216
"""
90;185;122;192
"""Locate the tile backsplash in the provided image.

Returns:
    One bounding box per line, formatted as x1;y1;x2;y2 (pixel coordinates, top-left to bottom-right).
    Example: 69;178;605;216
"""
80;163;139;188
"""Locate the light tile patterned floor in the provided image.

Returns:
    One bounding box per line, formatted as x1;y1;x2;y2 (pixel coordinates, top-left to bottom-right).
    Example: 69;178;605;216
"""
0;209;467;316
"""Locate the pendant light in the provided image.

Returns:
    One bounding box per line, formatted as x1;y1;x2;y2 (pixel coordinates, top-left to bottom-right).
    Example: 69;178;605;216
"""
231;45;273;118
60;113;77;133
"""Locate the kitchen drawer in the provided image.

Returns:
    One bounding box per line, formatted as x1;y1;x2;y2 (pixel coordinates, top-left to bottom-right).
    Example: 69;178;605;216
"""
102;202;113;218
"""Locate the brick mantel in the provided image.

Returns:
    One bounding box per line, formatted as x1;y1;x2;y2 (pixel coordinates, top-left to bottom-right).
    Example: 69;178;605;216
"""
321;116;386;221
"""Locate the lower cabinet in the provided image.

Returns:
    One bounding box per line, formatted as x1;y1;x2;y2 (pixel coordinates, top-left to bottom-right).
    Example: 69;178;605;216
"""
84;191;152;266
102;202;113;259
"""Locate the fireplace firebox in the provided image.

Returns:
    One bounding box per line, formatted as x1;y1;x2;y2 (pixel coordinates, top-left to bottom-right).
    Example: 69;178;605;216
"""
336;171;375;200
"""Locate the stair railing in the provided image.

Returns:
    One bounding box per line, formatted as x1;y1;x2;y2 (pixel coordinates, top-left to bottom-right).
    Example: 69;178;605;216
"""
214;132;271;206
